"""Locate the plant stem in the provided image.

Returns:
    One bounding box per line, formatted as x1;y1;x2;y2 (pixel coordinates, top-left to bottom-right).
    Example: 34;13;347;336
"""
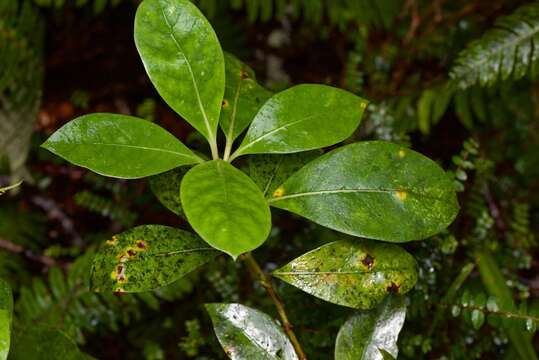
242;253;307;360
209;138;220;160
223;137;233;162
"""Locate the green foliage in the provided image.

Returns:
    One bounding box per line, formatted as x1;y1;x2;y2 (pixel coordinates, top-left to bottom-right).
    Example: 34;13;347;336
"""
194;0;403;29
180;160;271;259
274;240;417;309
75;191;137;227
206;303;298;359
33;0;124;14
450;2;539;89
335;295;406;360
0;279;12;360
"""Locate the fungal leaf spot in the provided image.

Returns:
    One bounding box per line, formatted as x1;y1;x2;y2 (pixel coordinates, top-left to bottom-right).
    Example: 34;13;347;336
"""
273;187;285;198
222;99;229;108
361;254;375;271
398;149;406;158
394;191;407;201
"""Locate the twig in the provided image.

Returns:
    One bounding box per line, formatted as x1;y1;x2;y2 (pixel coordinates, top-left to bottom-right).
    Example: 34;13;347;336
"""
242;253;307;360
0;237;56;267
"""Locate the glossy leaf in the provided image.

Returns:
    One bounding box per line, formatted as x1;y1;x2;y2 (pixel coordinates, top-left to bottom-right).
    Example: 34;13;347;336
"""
135;0;225;141
0;280;12;360
273;240;418;309
10;325;93;360
220;53;272;142
335;296;406;360
206;303;298;360
42;113;201;179
248;151;321;197
91;225;218;292
232;84;368;158
269;141;459;242
149;166;191;216
181;160;271;259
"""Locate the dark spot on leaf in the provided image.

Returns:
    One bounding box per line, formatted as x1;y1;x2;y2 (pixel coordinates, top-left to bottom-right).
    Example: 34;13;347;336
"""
362;254;375;270
240;70;249;79
386;282;400;294
222;99;229;108
116;265;124;272
136;240;146;249
127;249;137;257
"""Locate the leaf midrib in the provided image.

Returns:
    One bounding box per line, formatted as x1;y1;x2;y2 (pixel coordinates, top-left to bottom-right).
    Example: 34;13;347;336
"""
52;141;196;159
268;188;447;203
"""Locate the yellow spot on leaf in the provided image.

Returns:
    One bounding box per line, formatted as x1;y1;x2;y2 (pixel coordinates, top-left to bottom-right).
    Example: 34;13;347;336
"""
273;187;284;198
222;99;229;108
106;235;119;246
399;149;406;158
110;269;118;280
394;191;407;201
360;102;367;110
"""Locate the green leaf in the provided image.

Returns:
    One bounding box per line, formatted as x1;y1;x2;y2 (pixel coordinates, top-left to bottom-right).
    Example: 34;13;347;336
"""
206;303;298;360
335;296;406;360
134;0;225;142
273;240;418;309
231;84;368;159
90;225;218;292
10;325;93;360
42;113;201;179
269;141;459;242
248;151;321;197
0;279;12;360
476;250;537;360
149;166;191;216
220;53;272;142
450;2;539;89
181;160;271;259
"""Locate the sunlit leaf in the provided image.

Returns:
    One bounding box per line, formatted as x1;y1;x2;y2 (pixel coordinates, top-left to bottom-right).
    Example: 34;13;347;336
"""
232;84;368;158
91;225;218;292
270;141;459;242
42;114;201;179
206;303;298;360
273;240;418;309
135;0;225;142
335;296;406;360
181;160;271;259
0;279;12;360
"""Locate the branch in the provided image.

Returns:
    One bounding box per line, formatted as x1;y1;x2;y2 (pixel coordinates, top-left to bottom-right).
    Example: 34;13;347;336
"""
242;253;307;360
0;237;56;267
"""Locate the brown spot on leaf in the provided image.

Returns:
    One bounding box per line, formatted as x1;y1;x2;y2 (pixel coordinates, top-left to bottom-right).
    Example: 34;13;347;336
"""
361;254;375;270
240;70;249;79
127;249;137;257
386;282;401;294
222;99;229;108
273;187;284;198
136;240;146;249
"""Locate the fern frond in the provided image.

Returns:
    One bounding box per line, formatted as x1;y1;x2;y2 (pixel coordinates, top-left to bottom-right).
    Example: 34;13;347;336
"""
450;2;539;89
74;191;137;227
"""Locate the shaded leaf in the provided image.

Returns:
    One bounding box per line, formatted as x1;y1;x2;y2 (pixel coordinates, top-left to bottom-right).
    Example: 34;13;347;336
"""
248;151;321;197
220;53;272;142
91;225;218;292
42;113;201;179
0;279;12;360
273;240;418;309
181;160;271;259
134;0;225;142
269;141;459;242
335;296;406;360
10;325;93;360
450;2;539;89
232;84;368;158
149;166;191;216
206;303;298;360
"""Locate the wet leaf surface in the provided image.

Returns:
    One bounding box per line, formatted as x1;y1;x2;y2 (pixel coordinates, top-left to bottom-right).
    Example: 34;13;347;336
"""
181;160;271;259
270;141;459;242
42;113;201;179
273;240;418;309
220;53;272;142
233;84;367;157
0;280;12;360
335;296;406;360
248;151;321;197
206;303;298;360
135;0;225;142
91;225;218;292
149;166;191;217
10;325;93;360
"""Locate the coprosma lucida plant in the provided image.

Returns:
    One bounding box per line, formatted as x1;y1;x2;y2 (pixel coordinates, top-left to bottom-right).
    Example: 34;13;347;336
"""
39;0;459;358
